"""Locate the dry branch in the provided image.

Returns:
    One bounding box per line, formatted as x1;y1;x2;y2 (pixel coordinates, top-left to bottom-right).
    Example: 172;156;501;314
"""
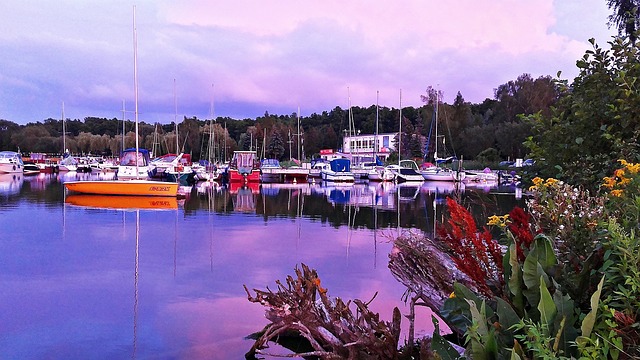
244;263;401;359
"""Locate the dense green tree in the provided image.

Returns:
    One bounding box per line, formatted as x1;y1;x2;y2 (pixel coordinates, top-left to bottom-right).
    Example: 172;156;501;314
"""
267;130;285;160
607;0;640;42
527;36;640;189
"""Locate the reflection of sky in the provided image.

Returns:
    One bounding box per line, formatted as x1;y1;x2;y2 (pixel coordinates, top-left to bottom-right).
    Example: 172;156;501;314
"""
0;191;440;359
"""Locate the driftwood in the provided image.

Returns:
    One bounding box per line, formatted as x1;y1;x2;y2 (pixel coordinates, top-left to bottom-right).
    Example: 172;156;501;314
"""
244;263;402;359
389;231;476;310
388;231;477;342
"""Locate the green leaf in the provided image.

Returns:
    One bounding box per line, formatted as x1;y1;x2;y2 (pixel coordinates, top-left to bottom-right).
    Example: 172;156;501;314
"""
581;276;605;338
575;137;584;144
507;244;524;314
466;299;489;337
538;275;557;333
430;315;462;360
496;297;520;340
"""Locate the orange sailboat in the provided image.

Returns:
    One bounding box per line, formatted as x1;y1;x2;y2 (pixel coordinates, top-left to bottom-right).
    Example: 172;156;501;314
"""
64;6;178;198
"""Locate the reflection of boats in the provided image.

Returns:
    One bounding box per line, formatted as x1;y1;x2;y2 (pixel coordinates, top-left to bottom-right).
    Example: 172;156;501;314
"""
230;184;259;212
320;158;355;182
396;182;421;202
0;173;24;195
0;151;24;174
227;151;260;183
65;195;178;210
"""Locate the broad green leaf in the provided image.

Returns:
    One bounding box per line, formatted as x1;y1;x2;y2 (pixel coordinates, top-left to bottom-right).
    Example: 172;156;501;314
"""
507;244;524;313
538;275;557;331
466;299;489;337
430;315;461;360
581;276;605;338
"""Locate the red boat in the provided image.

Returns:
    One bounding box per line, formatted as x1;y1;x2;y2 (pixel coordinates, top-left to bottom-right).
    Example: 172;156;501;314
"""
227;151;260;183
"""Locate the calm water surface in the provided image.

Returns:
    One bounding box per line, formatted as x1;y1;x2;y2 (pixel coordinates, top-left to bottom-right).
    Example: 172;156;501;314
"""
0;172;522;359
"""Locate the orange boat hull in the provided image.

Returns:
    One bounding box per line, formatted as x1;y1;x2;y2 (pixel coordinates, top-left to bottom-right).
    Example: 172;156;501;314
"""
64;180;179;197
65;194;178;210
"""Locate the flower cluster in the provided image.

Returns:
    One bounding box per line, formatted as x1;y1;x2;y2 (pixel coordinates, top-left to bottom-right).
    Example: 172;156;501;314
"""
603;159;640;197
527;176;605;269
437;197;504;298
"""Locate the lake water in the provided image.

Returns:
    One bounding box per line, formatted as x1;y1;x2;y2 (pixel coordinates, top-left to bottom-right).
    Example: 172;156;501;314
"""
0;172;522;359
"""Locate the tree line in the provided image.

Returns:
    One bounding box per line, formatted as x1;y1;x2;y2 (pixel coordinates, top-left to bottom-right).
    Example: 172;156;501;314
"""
0;73;558;164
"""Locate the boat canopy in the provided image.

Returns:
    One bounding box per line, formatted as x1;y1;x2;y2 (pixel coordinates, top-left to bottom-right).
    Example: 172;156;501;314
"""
330;158;351;172
120;148;150;166
231;151;259;174
261;158;280;167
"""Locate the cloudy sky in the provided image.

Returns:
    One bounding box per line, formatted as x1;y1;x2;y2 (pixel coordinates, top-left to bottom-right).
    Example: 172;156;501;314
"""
0;1;618;125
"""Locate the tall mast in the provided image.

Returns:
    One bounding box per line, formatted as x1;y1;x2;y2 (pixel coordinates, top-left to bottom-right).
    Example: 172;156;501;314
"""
375;91;379;161
62;101;66;154
133;5;140;172
434;90;438;161
121;100;126;152
174;78;178;154
297;105;301;161
398;89;402;166
209;83;215;163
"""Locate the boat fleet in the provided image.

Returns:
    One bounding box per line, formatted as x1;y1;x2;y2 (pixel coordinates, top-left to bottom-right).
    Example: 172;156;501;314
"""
1;148;511;188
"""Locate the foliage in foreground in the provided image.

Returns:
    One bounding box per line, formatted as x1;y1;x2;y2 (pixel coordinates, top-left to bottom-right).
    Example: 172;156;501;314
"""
244;161;640;359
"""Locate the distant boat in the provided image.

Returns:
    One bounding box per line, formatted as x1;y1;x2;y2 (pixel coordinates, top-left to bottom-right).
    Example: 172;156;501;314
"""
23;161;40;175
0;151;24;174
64;6;178;198
227;151;260;183
259;158;282;183
320;158;355;182
420;90;465;182
388;160;424;182
367;165;394;182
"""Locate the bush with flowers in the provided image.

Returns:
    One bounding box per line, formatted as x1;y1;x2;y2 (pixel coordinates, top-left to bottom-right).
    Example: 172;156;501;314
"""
424;161;640;359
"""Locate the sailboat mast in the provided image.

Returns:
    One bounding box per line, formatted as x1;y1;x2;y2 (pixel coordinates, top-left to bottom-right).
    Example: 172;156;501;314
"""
121;100;126;153
297;106;301;161
133;5;140;176
209;83;215;163
434;90;438;161
62;101;66;154
398;89;402;166
375;91;379;161
174;78;178;154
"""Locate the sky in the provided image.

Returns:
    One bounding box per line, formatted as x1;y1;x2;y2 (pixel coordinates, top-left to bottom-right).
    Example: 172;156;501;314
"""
0;1;619;126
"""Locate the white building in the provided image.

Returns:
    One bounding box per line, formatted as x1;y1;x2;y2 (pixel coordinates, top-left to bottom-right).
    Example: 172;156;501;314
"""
341;132;398;165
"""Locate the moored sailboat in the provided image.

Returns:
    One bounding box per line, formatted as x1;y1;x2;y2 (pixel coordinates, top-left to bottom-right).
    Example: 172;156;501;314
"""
64;6;178;197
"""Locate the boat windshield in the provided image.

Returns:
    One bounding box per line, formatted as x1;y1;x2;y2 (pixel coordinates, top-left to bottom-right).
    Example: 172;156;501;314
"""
120;151;148;166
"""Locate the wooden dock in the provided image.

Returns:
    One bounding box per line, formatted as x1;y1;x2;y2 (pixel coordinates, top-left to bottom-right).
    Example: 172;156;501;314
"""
260;167;309;182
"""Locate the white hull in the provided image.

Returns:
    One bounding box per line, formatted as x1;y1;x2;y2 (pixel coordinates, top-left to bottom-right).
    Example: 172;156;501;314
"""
421;168;466;182
321;171;355;182
0;163;23;173
0;151;24;174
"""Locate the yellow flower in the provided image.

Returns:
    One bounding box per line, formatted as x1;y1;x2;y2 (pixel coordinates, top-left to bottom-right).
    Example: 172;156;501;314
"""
487;214;510;227
532;177;544;187
611;189;623;197
614;168;626;179
618;159;629;167
449;292;456;299
544;178;559;187
626;163;640;174
602;176;617;189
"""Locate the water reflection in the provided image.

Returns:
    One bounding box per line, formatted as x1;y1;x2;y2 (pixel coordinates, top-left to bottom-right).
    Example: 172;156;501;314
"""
0;173;524;359
0;173;24;196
